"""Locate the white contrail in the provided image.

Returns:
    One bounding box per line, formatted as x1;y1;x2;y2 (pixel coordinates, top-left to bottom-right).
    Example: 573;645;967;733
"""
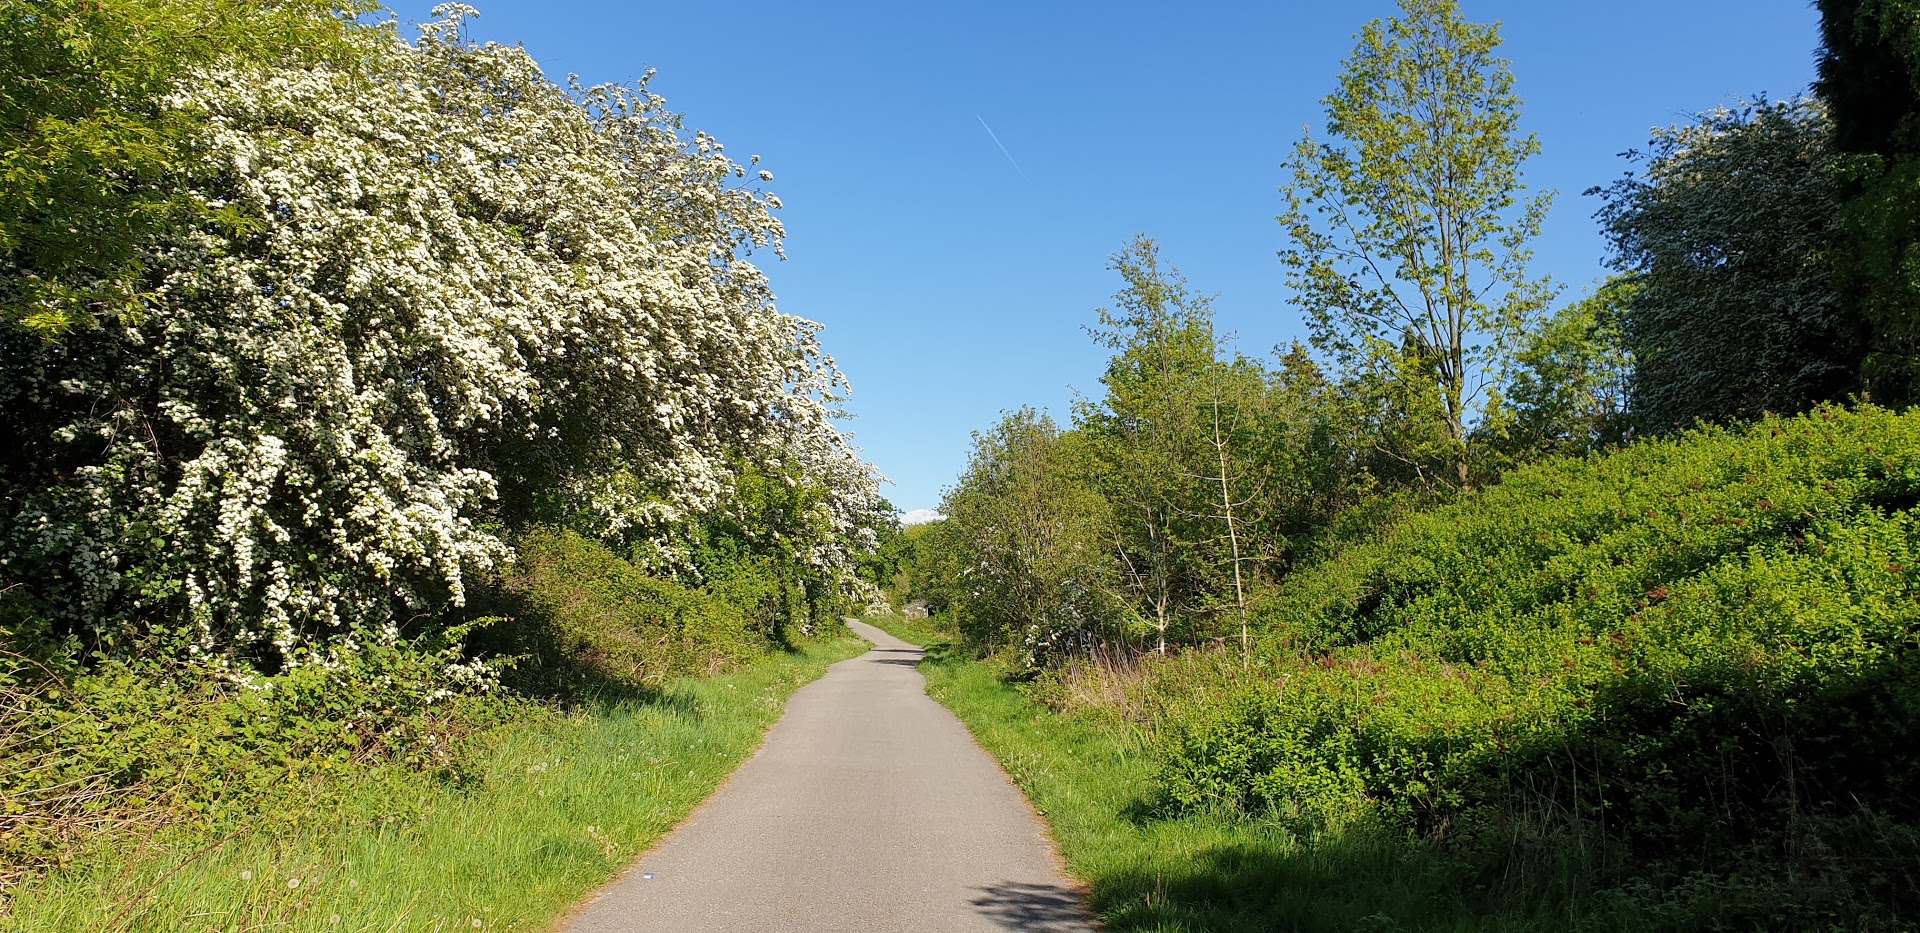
976;115;1029;180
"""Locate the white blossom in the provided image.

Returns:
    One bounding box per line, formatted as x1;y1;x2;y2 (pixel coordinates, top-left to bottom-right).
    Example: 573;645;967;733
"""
0;7;879;670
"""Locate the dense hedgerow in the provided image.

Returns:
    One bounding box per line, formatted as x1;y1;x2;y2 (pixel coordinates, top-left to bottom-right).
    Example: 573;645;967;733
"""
0;6;888;900
0;633;520;891
1156;405;1920;889
468;527;770;698
1;528;830;893
0;4;882;674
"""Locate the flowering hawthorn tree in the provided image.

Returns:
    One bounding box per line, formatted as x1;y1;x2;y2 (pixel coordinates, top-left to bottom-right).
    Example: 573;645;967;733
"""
0;6;879;670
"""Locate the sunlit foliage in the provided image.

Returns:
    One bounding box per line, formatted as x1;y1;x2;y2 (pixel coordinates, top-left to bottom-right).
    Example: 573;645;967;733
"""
0;5;879;672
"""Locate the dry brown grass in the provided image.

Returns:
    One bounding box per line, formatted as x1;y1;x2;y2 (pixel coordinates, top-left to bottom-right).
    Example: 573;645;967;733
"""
1053;648;1158;720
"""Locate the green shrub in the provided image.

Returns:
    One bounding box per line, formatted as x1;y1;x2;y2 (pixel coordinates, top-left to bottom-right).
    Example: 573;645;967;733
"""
1155;405;1920;905
468;527;766;698
3;525;800;893
1;632;516;890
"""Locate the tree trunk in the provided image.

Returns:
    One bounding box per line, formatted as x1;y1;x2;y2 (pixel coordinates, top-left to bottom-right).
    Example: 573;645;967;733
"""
1211;393;1251;664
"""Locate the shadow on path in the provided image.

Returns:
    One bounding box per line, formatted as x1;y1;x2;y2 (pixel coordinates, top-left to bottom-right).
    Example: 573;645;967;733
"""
864;647;926;669
969;881;1096;932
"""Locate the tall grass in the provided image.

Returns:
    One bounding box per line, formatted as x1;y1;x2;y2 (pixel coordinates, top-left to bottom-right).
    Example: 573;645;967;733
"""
2;636;863;932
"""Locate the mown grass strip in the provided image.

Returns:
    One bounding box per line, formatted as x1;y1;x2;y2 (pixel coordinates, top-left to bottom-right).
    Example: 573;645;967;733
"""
3;636;865;933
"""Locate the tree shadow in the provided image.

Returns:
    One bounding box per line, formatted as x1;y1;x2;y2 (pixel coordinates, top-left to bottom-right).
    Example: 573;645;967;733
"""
1080;826;1576;933
968;880;1098;932
456;579;679;711
864;646;927;669
1083;822;1920;932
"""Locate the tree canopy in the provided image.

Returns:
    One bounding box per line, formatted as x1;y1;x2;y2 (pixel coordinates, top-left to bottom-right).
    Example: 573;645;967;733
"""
1594;99;1862;433
0;5;881;671
0;0;379;336
1279;0;1554;489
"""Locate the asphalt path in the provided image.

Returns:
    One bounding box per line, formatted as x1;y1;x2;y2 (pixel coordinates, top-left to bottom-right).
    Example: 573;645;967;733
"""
562;619;1098;933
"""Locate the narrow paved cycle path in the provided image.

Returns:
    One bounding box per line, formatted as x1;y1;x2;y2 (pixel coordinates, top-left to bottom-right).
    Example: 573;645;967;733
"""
564;620;1096;933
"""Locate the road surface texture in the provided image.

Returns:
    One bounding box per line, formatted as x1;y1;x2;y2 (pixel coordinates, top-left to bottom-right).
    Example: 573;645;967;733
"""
563;619;1098;933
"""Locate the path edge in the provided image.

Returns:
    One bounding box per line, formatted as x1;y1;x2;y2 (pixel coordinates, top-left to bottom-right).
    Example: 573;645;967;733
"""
544;632;881;932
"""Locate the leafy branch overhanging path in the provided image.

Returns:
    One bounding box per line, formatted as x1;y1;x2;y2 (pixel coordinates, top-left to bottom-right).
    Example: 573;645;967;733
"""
564;621;1097;932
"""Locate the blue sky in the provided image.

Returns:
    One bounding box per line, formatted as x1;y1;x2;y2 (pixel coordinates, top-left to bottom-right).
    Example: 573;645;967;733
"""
392;1;1823;515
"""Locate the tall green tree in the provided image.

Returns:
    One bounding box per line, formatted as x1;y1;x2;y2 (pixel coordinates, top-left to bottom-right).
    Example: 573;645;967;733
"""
0;0;377;336
1816;0;1920;155
1593;99;1861;434
1078;236;1221;653
1240;344;1379;566
1817;0;1920;401
1278;0;1555;489
940;408;1113;664
1192;354;1275;662
1497;278;1636;458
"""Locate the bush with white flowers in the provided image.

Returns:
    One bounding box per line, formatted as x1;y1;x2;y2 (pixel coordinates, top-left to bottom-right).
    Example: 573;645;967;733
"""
0;5;879;670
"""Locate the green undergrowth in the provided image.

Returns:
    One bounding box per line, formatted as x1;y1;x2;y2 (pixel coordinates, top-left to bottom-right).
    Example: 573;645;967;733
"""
1146;405;1920;926
464;526;773;699
869;615;1914;931
872;402;1920;929
868;616;1525;931
3;635;862;932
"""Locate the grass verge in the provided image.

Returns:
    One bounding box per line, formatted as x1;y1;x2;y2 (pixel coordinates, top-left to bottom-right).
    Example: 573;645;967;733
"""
867;616;1681;933
3;635;865;933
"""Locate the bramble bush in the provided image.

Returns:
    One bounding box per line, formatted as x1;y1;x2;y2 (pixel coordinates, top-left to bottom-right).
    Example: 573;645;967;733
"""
1154;404;1920;909
1;524;843;897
